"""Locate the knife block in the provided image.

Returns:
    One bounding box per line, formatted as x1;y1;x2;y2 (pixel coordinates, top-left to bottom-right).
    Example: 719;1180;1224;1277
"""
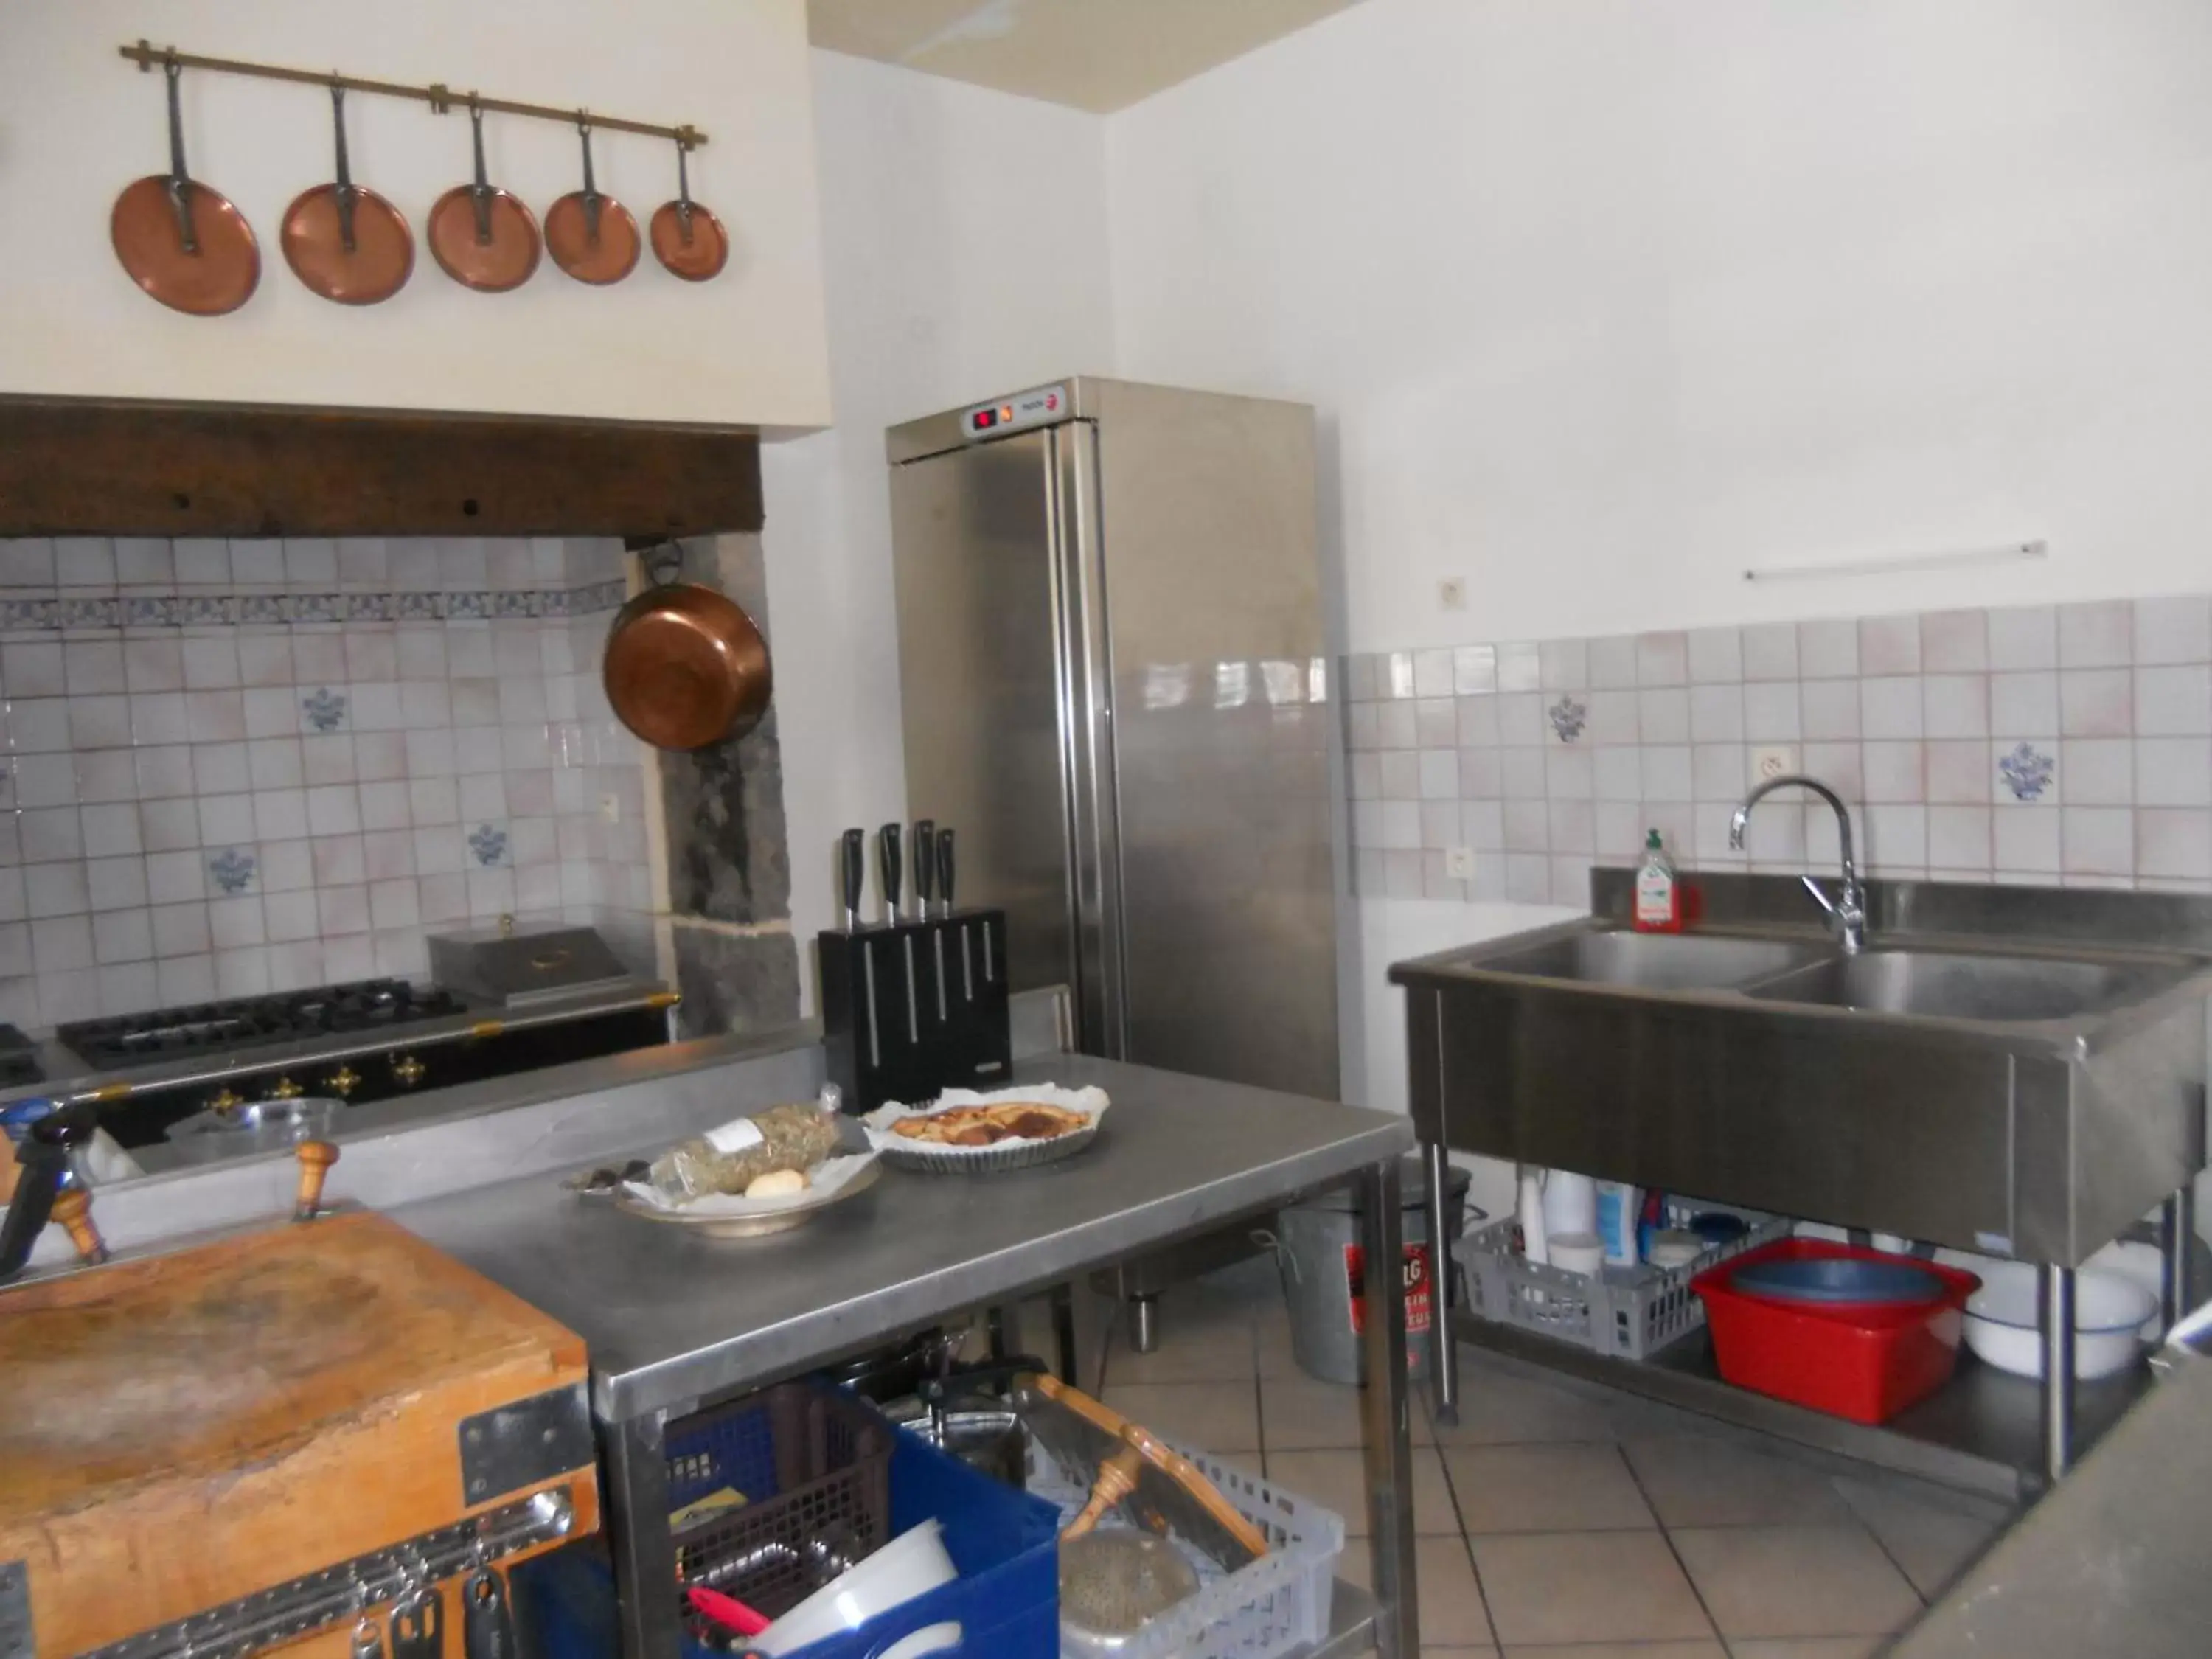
819;909;1013;1115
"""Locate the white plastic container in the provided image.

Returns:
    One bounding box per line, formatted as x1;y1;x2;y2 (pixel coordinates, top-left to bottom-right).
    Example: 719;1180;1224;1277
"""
1543;1170;1599;1237
1548;1231;1605;1277
753;1519;959;1656
1962;1262;2157;1381
1517;1168;1551;1267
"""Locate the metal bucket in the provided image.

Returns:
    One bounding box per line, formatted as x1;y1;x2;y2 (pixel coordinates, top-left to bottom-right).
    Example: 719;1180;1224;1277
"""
1274;1155;1472;1386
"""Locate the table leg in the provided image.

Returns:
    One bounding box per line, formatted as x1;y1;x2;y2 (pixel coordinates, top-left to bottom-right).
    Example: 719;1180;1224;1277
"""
1051;1281;1082;1382
1424;1138;1459;1427
1129;1292;1161;1354
2039;1264;2076;1483
2161;1185;2197;1333
1359;1158;1420;1659
606;1411;681;1659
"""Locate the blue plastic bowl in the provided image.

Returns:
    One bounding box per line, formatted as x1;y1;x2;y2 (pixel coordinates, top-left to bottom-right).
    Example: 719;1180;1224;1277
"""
1729;1256;1946;1307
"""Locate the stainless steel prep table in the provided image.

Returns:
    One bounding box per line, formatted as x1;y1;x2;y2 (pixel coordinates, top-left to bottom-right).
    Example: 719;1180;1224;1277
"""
392;1054;1421;1659
1884;1352;2212;1659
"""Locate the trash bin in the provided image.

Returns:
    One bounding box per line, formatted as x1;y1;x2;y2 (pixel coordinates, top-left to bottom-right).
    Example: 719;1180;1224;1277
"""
1274;1156;1473;1385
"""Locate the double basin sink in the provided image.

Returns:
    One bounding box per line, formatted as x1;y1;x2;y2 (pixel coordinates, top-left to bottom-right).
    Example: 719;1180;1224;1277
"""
1391;874;2212;1267
1483;928;2187;1026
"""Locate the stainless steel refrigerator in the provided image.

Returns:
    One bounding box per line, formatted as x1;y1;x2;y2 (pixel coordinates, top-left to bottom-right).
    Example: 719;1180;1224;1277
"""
885;376;1338;1107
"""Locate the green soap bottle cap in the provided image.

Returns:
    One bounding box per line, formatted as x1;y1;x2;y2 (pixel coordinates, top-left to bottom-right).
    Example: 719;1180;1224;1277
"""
1646;829;1663;850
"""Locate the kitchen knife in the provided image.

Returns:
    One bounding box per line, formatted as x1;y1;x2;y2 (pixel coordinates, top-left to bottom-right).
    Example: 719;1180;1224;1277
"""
912;820;936;920
840;827;864;932
879;822;902;926
937;827;956;917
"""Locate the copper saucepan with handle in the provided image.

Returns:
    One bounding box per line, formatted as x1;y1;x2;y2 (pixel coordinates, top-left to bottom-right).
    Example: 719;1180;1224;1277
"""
111;56;260;316
282;83;414;305
649;136;728;282
546;116;640;285
427;96;541;293
602;545;772;751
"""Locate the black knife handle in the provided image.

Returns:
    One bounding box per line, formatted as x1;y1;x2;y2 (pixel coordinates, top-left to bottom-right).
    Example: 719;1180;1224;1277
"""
936;828;956;915
913;821;936;915
879;823;902;923
840;828;865;931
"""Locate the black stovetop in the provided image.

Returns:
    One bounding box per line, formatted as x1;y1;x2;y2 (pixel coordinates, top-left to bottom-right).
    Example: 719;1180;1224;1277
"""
55;978;471;1072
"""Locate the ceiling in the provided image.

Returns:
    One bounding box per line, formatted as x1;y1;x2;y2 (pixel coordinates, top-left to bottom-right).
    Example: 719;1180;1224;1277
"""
807;0;1362;114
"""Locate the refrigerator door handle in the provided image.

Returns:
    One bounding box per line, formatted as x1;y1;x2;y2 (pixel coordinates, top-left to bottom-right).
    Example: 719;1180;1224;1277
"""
1050;421;1131;1062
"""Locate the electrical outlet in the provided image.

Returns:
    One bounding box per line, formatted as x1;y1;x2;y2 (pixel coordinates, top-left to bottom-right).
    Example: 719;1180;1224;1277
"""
1444;845;1476;880
1751;745;1797;783
599;791;622;824
1438;577;1468;612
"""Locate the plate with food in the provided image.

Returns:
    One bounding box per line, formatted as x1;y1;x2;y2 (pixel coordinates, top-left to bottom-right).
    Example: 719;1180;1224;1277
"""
608;1096;881;1237
862;1084;1109;1175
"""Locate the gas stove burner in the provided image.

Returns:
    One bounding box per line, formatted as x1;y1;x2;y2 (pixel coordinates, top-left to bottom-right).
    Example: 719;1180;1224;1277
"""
57;978;470;1072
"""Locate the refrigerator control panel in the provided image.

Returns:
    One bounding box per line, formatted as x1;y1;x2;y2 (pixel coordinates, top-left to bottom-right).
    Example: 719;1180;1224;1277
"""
963;384;1070;441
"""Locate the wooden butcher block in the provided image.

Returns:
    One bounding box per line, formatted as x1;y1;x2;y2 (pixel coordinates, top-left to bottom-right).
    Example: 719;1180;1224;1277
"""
0;1210;599;1657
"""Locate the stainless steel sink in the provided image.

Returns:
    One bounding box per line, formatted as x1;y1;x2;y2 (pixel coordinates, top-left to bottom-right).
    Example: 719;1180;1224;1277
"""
1744;947;2194;1023
1475;929;1823;991
1391;872;2212;1270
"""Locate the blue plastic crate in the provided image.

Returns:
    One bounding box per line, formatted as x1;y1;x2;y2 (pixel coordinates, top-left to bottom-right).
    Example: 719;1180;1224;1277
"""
514;1392;1057;1659
771;1429;1060;1659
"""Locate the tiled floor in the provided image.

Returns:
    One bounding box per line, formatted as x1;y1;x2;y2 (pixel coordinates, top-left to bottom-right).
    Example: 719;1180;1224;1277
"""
1080;1267;2014;1659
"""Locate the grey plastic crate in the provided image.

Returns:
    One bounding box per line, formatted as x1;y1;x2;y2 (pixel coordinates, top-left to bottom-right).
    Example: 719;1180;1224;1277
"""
1452;1199;1791;1360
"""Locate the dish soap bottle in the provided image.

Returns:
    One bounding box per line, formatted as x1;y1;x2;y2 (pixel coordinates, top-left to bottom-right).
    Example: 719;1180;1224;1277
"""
1633;828;1681;933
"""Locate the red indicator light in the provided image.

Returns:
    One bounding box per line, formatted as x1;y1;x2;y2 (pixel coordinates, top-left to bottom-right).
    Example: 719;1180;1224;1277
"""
973;410;995;430
1046;393;1059;410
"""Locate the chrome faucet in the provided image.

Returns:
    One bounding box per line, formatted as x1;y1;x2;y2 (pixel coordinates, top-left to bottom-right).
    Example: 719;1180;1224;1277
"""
1728;773;1867;953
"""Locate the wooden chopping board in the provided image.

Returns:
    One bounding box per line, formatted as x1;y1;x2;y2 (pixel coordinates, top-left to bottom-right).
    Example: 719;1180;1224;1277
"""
0;1210;598;1656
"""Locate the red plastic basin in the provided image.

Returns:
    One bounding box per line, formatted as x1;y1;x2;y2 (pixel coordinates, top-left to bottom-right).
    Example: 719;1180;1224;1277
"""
1691;1239;1981;1425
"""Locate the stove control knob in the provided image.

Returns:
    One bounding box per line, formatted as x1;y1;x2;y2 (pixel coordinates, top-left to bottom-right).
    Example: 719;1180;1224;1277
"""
392;1053;427;1088
266;1076;303;1100
321;1065;361;1099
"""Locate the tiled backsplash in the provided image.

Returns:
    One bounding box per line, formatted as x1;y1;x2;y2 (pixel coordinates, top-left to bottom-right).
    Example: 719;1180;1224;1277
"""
0;535;653;1032
1344;598;2212;907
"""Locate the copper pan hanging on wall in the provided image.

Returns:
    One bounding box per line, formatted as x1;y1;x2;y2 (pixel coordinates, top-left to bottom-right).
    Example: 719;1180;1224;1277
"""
111;57;260;316
426;97;541;292
545;116;640;285
281;83;413;305
648;136;727;282
602;545;772;751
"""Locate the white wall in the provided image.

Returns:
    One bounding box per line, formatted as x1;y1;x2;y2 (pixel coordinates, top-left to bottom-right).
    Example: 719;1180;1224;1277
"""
1105;0;2212;1111
762;52;1117;1006
1107;0;2212;652
0;1;830;426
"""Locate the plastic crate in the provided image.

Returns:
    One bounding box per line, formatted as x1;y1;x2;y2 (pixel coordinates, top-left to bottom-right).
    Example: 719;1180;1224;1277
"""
1693;1240;1980;1425
767;1425;1061;1659
668;1382;894;1613
1453;1198;1790;1360
515;1395;1056;1659
1023;1436;1346;1659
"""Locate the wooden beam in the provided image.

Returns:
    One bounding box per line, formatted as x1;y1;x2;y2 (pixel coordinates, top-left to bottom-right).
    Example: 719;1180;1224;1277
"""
0;395;763;538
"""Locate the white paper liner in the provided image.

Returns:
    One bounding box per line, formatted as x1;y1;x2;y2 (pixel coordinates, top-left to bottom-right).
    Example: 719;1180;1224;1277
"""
619;1151;879;1217
860;1084;1111;1160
